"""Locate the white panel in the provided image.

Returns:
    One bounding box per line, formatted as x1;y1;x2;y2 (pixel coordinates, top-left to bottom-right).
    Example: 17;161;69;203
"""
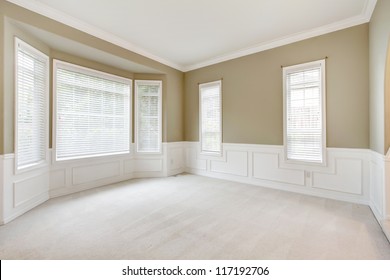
313;159;362;194
185;147;207;170
134;159;163;172
385;155;390;220
0;156;4;223
13;173;49;208
169;147;184;171
210;151;248;177
383;221;390;242
72;161;120;185
123;159;134;174
370;160;384;218
50;169;66;189
253;152;305;185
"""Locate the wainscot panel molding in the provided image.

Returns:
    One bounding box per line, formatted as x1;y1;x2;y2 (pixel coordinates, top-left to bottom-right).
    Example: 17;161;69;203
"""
211;150;249;177
0;142;185;224
72;161;121;185
1;140;389;240
0;153;50;225
369;149;390;241
370;151;385;223
0;155;4;224
184;142;390;241
166;142;186;176
311;148;370;195
383;149;390;241
49;143;185;198
253;152;305;186
185;142;371;205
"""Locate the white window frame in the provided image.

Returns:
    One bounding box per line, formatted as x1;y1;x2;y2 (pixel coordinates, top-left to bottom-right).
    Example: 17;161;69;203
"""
283;59;326;165
14;37;49;172
134;80;162;154
53;60;132;162
199;80;223;156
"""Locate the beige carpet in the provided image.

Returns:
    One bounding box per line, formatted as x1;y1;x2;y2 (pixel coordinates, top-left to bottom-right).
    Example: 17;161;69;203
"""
0;173;389;259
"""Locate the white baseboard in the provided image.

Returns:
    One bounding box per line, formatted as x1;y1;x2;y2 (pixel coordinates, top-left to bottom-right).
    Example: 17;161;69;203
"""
0;142;186;224
49;172;135;198
0;153;50;225
3;192;49;224
383;220;390;242
1;141;389;236
0;155;4;225
369;151;385;223
49;142;185;197
185;142;370;205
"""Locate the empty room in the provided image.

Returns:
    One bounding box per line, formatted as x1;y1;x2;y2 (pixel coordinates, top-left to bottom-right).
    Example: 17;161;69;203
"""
0;0;390;260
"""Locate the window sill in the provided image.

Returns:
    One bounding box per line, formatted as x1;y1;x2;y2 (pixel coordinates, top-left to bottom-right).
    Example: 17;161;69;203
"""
15;160;49;175
52;151;131;166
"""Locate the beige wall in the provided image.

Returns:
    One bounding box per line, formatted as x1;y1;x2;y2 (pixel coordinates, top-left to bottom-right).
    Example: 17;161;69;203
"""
0;1;377;154
184;24;369;149
166;71;184;142
370;0;390;154
0;0;184;154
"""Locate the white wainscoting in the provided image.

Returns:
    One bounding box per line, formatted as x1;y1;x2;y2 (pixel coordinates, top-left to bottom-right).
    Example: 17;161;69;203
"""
185;142;371;205
49;142;185;198
383;151;390;240
166;142;186;176
0;154;50;224
253;152;304;185
0;142;185;224
1;141;389;237
370;151;385;222
385;150;390;221
0;155;4;224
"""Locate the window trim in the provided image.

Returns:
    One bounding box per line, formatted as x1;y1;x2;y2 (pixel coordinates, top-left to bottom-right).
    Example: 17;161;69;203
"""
53;59;132;162
134;79;163;154
14;37;49;173
199;79;223;156
282;59;327;165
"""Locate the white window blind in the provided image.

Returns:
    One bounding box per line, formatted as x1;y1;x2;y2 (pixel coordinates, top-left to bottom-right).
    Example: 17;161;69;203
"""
54;60;131;161
199;80;222;155
135;80;162;153
15;38;49;170
283;59;326;163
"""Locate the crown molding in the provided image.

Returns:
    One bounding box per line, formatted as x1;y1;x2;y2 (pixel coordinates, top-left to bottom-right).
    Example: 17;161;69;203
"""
363;0;378;21
183;0;377;72
5;0;184;71
6;0;377;73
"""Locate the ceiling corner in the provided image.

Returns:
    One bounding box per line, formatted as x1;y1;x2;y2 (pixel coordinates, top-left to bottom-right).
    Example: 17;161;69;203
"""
5;0;184;72
363;0;378;21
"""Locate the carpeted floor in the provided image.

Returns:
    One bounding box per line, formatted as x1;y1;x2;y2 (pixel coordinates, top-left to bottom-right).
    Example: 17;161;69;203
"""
0;173;389;259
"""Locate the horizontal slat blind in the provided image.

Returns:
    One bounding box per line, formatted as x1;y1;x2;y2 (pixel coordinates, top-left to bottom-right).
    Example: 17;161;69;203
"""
135;81;162;153
55;61;131;160
284;60;325;163
16;39;48;170
200;80;222;154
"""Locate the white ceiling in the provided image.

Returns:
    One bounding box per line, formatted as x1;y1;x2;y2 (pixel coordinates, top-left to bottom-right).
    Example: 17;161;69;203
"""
7;0;377;72
10;20;163;74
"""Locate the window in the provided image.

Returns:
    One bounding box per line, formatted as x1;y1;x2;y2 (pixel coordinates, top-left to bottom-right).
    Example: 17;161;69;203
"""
135;80;162;153
15;38;49;170
54;60;131;161
199;80;222;155
283;59;326;164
